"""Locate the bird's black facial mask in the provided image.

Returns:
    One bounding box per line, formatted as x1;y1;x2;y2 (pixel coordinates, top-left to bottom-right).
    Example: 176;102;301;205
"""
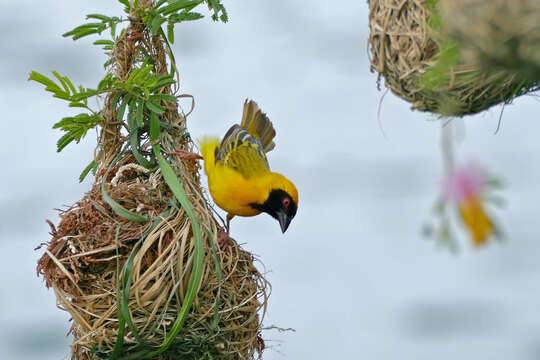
250;189;297;233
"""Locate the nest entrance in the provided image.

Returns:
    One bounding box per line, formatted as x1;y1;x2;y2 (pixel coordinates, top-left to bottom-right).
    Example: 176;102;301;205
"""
38;155;269;359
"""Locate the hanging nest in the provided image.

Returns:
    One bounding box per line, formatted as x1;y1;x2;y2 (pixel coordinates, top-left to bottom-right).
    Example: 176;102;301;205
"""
36;4;269;360
37;156;268;359
367;0;540;116
440;0;540;80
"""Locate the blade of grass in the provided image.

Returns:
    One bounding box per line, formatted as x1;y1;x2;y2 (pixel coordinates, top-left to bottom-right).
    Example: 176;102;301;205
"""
110;226;127;360
127;109;153;168
135;98;145;127
117;95;131;122
118;240;149;347
112;207;175;360
206;227;221;330
79;160;97;182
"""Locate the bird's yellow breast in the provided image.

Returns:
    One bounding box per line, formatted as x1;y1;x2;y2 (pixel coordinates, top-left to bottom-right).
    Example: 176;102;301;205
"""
207;164;268;217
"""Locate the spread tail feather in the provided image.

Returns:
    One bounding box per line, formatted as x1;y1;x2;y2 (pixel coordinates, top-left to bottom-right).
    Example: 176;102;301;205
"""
240;99;276;153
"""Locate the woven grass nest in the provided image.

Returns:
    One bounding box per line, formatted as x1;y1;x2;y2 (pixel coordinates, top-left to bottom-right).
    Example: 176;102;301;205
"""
37;154;268;359
368;0;540;116
36;10;269;360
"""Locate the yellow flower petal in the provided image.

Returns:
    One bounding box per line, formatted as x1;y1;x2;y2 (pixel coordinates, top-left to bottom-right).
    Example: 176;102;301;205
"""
458;196;494;246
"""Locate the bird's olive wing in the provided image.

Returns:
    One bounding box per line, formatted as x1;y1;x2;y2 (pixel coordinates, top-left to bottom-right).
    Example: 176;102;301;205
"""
216;124;270;178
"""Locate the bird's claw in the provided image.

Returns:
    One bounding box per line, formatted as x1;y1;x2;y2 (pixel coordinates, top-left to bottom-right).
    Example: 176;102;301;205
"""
171;149;203;162
217;229;232;251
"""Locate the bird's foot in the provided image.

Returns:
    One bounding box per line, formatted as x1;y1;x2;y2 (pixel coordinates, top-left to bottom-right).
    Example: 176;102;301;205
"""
171;149;203;162
217;228;233;251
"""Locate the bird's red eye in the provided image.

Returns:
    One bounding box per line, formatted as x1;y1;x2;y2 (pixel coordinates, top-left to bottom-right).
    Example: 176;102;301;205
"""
282;198;291;207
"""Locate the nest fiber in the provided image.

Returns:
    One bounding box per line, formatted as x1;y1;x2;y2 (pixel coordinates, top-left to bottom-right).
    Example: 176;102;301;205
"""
368;0;540;116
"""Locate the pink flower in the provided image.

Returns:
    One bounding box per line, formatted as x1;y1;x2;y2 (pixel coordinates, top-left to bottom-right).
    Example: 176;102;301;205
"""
442;162;486;203
442;162;494;246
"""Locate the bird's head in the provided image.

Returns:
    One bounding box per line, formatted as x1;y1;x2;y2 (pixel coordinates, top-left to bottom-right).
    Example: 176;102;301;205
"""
251;174;298;233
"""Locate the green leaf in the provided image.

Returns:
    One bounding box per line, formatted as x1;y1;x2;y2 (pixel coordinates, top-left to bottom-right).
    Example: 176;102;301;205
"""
111;21;117;38
180;1;200;12
111;91;124;110
68;102;88;108
158;0;202;15
167;22;174;44
53;113;101;152
145;100;165;114
79;160;97;182
169;10;204;23
28;71;63;93
52;92;71;101
53;113;97;130
118;0;130;8
117;95;130;122
56;132;76;152
207;0;228;22
63;75;77;95
86;14;111;21
150;93;177;103
154;0;168;8
74;28;102;40
64;22;103;33
52;71;71;94
149;112;160;141
128;111;153;169
98;73;115;90
148;76;175;92
94;39;114;46
130;134;154;169
70;88;99;101
150;15;167;35
220;11;228;23
63;23;107;40
130;63;153;85
136;98;144;127
127;97;137;125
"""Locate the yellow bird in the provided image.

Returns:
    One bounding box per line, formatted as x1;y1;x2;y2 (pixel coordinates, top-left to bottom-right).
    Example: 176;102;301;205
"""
199;99;298;233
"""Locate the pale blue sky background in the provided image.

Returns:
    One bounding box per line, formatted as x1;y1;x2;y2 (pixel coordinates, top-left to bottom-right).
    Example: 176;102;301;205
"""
2;1;540;359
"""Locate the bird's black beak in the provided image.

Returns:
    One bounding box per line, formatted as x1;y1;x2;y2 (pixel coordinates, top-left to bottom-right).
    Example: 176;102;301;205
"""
277;210;292;233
